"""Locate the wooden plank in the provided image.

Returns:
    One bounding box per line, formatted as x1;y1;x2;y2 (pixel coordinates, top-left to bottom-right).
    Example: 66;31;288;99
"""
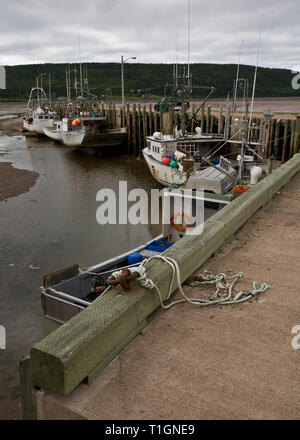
293;116;300;155
20;355;36;420
281;119;289;163
274;119;281;158
206;105;211;134
43;264;79;288
84;320;147;385
126;103;131;155
137;103;142;156
132;103;137;156
218;107;223;134
210;114;215;134
149;104;153;136
201;107;205;133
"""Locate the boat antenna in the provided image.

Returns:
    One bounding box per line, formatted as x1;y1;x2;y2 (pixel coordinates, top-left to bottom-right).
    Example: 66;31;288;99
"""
78;33;83;99
187;0;191;88
233;51;240;114
248;15;263;140
48;73;51;107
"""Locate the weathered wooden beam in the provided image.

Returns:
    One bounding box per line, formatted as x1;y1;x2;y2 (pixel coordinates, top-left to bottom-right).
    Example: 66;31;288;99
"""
281;119;289;163
20;355;36;420
137;103;142;156
149;104;153;136
132;103;137;156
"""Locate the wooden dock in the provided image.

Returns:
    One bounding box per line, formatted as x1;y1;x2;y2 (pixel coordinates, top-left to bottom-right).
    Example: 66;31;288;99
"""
91;102;300;160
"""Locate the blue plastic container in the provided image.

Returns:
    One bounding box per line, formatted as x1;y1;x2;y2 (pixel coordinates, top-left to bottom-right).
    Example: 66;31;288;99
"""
128;252;143;265
145;240;174;253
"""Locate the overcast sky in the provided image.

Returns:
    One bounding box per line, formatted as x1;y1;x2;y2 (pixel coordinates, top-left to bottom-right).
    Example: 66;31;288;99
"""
0;0;299;70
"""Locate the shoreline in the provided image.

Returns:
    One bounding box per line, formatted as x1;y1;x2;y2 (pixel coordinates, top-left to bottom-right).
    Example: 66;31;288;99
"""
0;162;39;201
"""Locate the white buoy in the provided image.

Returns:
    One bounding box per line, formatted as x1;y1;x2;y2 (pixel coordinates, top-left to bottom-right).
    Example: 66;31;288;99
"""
250;166;263;184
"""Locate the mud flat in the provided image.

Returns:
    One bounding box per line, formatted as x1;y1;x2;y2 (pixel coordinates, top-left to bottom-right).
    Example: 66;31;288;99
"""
0;162;39;201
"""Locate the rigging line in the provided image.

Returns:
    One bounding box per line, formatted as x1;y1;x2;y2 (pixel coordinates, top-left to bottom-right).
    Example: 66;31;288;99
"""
205;128;243;160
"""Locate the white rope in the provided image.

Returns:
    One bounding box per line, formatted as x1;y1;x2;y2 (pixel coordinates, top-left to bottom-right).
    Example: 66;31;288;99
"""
123;256;269;310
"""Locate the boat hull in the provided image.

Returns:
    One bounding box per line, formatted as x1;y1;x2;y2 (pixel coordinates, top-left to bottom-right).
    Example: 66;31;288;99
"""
43;126;63;142
143;148;186;186
23;118;56;134
61;129;86;146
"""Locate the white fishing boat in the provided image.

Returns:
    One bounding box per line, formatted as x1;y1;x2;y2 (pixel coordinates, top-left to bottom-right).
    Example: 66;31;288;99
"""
23;87;59;134
61;128;86;146
43;118;69;142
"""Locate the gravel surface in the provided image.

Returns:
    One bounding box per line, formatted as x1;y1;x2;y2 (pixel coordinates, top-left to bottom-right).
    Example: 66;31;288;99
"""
0;162;39;201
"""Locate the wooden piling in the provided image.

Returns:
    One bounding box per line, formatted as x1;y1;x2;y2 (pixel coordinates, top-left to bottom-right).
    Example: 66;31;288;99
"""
200;107;205;133
206;105;211;134
210;114;215;134
143;105;147;146
281;119;289;163
137;104;142;156
274;119;281;158
218;107;223;134
149;104;153;136
132;103;137;156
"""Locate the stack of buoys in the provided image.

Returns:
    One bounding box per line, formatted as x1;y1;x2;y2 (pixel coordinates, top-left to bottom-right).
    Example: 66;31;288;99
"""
72;118;81;127
161;157;178;168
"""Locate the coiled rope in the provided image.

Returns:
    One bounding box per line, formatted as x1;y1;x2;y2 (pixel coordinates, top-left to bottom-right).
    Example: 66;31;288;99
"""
117;256;270;310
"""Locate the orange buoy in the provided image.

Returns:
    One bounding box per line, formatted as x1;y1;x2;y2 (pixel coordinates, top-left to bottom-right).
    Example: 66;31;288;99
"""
233;185;249;195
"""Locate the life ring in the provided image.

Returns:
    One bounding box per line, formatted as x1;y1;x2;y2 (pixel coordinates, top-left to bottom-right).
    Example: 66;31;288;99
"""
233;185;249;195
171;211;190;232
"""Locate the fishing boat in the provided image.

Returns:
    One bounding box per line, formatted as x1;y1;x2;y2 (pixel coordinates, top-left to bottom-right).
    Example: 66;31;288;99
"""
63;114;127;148
41;187;233;325
23;87;59;134
43;118;69;142
143;65;271;195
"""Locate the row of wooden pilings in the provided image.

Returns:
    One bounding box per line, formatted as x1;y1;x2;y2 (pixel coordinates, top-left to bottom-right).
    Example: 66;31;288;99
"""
98;102;300;162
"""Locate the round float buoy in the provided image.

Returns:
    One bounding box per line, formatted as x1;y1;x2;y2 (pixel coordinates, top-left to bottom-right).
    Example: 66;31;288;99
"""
162;157;169;165
72;120;77;126
170;160;178;168
233;185;249;195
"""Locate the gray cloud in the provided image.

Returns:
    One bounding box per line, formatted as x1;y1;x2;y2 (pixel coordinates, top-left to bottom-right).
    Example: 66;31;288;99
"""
0;0;299;69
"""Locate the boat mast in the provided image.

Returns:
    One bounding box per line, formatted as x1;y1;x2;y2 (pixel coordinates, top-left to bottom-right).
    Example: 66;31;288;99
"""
187;0;191;88
48;73;52;107
78;34;83;98
233;52;240;114
248;15;263;141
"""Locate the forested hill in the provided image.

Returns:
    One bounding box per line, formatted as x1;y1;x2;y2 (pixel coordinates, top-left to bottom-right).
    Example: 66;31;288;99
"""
0;62;298;101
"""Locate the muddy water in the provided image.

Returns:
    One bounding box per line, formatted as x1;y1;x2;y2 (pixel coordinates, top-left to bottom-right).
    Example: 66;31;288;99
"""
0;133;162;419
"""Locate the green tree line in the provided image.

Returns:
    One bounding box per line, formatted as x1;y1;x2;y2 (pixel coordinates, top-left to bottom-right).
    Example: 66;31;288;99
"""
0;62;298;101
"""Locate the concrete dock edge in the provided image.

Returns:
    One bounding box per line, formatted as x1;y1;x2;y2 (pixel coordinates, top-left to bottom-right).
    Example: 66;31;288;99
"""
21;154;300;418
